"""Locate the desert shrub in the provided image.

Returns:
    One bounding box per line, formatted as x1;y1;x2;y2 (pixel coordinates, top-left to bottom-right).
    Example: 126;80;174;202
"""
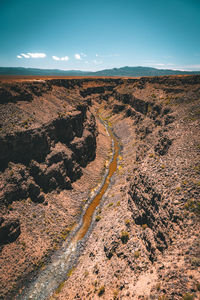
176;186;181;193
98;286;105;296
113;290;118;299
95;215;101;222
134;251;140;258
120;231;129;244
67;267;75;277
8;204;13;211
142;224;148;230
55;281;65;294
185;199;200;216
190;257;200;267
156;283;161;291
183;293;194;300
125;219;130;226
194;164;200;173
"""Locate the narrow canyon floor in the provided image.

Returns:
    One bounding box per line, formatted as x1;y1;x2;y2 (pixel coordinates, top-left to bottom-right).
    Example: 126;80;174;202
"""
0;76;200;299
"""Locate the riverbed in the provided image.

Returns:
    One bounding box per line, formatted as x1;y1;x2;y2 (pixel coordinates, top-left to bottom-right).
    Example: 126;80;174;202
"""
18;117;120;300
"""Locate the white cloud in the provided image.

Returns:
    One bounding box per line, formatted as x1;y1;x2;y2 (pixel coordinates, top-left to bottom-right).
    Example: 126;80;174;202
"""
27;52;46;58
95;53;119;58
52;56;60;61
21;53;30;58
75;53;81;60
52;55;69;61
81;52;87;57
17;52;46;59
61;56;69;61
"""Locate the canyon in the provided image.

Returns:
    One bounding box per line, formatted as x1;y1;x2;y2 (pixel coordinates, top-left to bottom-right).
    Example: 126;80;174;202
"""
0;75;200;300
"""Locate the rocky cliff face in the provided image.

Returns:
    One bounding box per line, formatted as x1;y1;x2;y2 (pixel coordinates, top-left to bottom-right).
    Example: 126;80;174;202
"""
0;86;97;239
0;79;103;299
0;76;199;299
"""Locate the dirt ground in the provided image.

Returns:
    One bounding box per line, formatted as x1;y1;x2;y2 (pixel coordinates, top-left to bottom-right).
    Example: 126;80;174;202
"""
0;75;199;299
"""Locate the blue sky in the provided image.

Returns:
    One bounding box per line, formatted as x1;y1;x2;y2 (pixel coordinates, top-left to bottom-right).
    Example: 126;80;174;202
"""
0;0;200;71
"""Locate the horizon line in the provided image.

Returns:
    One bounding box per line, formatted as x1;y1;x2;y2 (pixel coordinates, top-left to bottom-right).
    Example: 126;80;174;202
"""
1;65;200;72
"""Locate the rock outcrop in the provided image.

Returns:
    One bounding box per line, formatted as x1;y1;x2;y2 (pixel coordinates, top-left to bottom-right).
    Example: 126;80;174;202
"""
0;109;97;208
0;217;20;245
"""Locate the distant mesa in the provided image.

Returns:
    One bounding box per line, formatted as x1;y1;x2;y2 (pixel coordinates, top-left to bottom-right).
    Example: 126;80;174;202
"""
0;66;200;77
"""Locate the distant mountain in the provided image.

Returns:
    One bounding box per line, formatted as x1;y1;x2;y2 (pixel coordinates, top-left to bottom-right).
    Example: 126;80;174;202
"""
95;66;200;76
0;67;89;76
0;66;200;77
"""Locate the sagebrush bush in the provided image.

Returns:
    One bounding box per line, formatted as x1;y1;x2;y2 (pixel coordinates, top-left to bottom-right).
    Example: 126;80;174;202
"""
183;293;194;300
120;231;129;244
98;286;105;296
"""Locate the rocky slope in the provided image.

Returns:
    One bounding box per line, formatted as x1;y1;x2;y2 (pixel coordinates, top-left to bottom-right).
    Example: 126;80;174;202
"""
0;76;199;299
0;78;111;299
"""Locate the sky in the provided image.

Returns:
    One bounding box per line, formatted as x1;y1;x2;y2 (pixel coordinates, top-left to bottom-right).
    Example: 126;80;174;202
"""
0;0;200;71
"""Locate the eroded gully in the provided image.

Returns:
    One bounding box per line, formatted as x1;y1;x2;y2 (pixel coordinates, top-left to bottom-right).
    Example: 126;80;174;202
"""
18;116;120;300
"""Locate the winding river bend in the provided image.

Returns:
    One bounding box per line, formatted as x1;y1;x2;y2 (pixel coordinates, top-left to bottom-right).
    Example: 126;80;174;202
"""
18;118;120;300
